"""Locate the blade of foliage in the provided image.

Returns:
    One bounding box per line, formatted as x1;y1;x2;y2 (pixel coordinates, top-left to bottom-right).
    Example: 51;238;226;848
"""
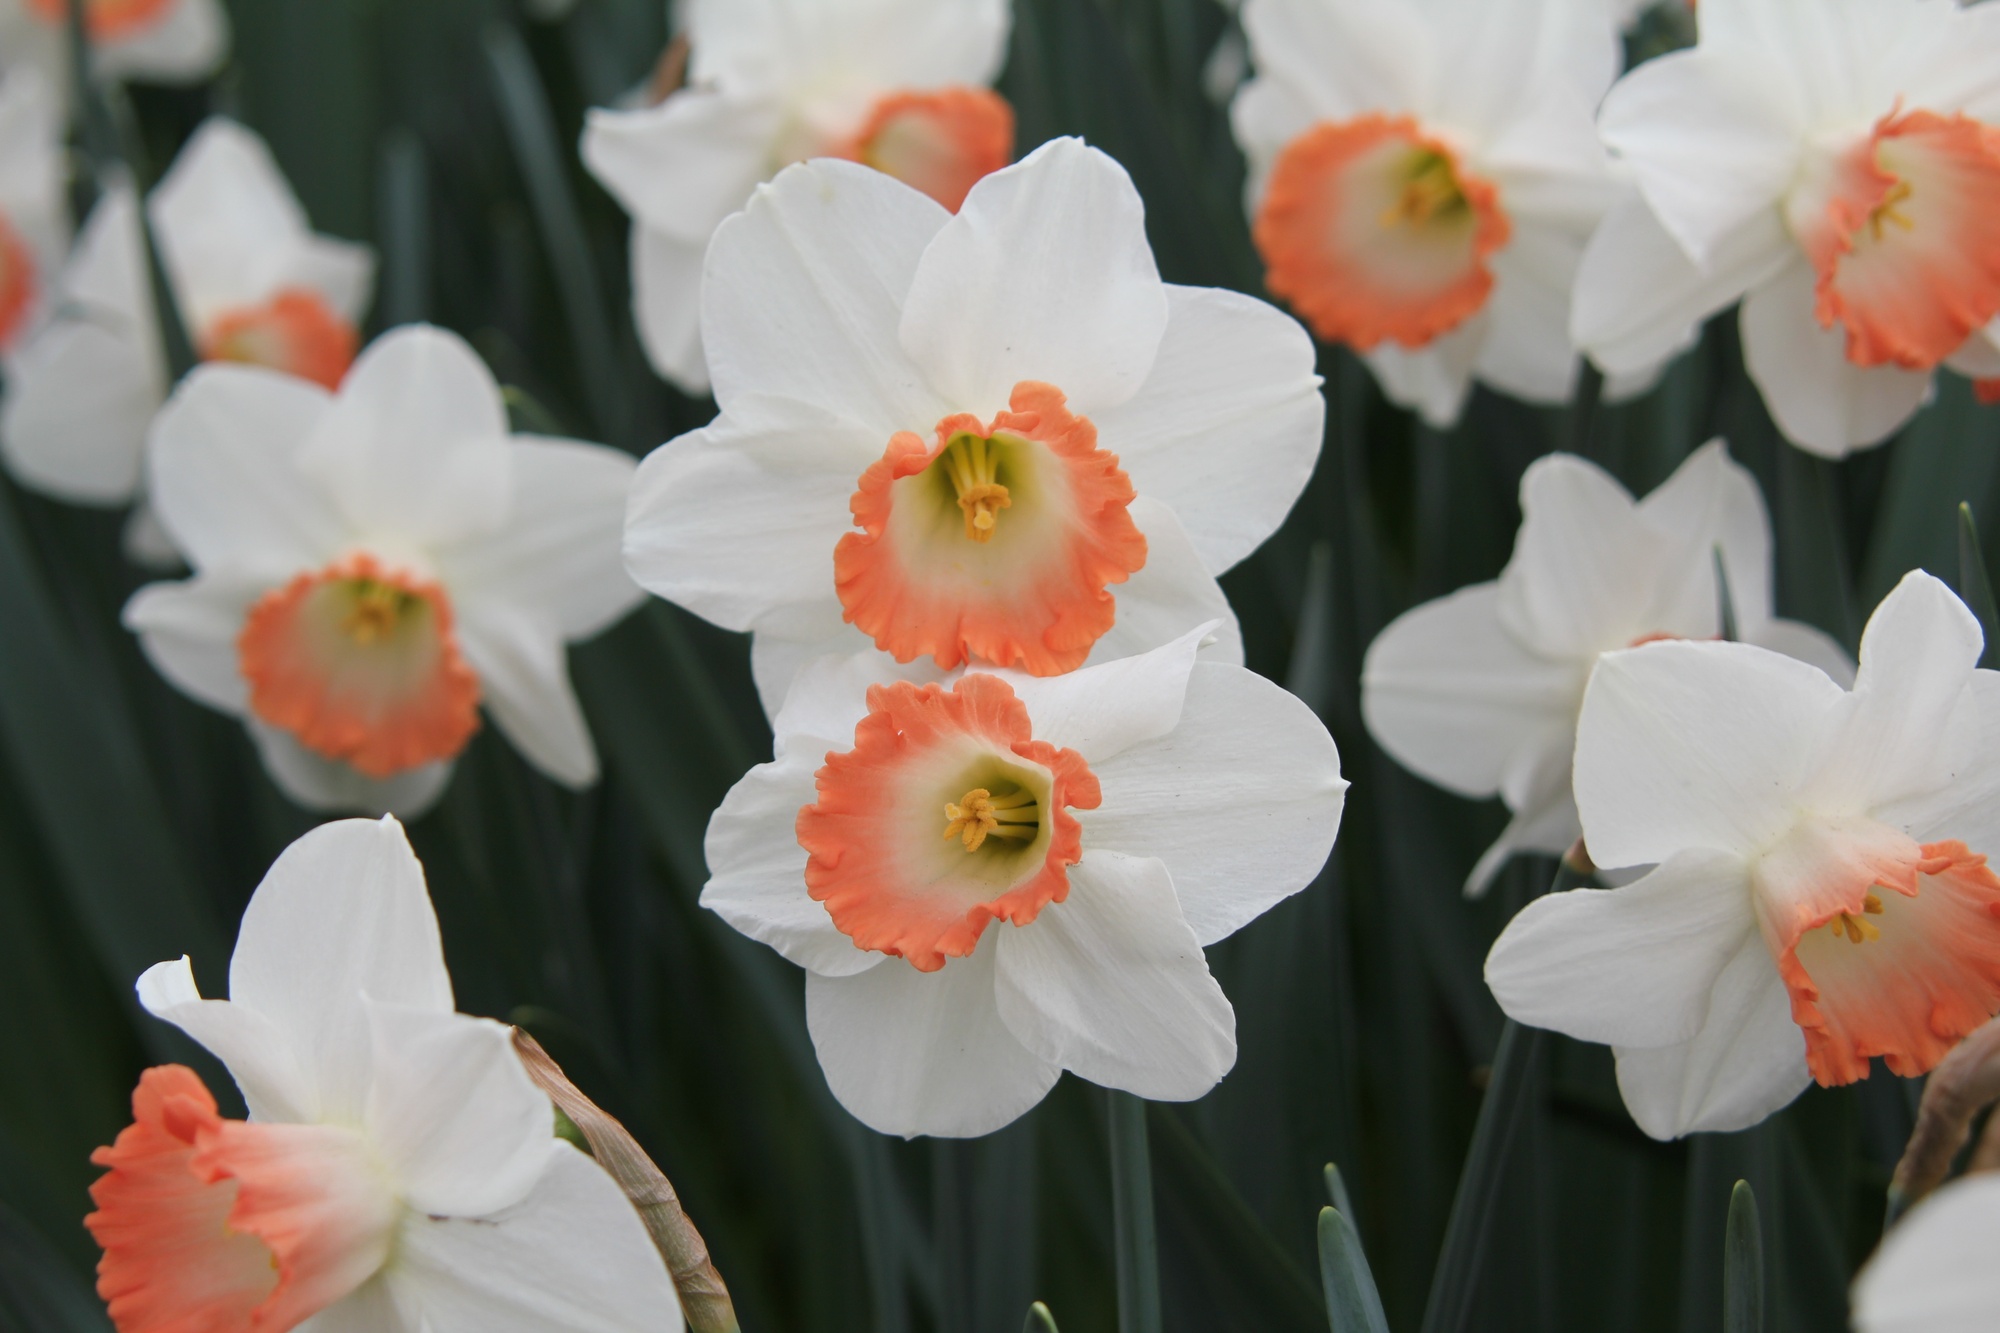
1109;1092;1163;1333
1318;1207;1391;1333
1023;1302;1059;1333
1722;1181;1764;1333
1958;504;2000;668
0;1201;110;1333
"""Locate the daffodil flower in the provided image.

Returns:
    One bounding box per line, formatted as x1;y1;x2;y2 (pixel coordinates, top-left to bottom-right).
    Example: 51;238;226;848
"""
88;816;685;1332
1487;571;2000;1139
1;118;373;539
123;325;643;816
0;68;65;357
1573;0;2000;457
1230;0;1629;425
702;626;1346;1137
1853;1172;2000;1332
1363;442;1850;895
581;0;1015;393
624;139;1325;713
0;0;227;90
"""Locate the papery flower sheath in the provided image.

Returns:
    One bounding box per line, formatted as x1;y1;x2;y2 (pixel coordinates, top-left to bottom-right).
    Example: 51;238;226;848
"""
0;117;373;526
0;0;227;89
702;626;1346;1137
1362;442;1850;895
88;816;684;1331
1852;1173;2000;1332
1229;0;1628;425
581;0;1014;392
123;325;643;816
624;139;1324;713
1486;571;2000;1139
1572;0;2000;457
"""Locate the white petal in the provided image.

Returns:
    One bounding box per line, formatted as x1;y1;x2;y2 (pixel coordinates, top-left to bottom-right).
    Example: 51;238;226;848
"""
135;957;314;1123
1740;257;1934;459
1635;438;1776;626
1743;617;1855;687
1089;284;1322;574
701;748;884;979
454;608;599;788
1466;783;1582;899
147;118;317;328
1572;195;1791;379
1236;0;1427;126
1574;639;1845;868
362;1000;552;1218
1799;570;1983;813
0;189;163;505
94;0;228;83
765;641;940;749
444;436;640;641
580;91;779;243
1085;662;1344;946
145;362;345;578
1596;48;1802;267
297;325;514;547
1228;75;1320;207
227;816;454;1123
1085;496;1246;671
1427;0;1618;142
1485;848;1756;1048
1000;622;1208;765
702;158;948;434
1363;322;1482;428
630;224;709;394
899;138;1169;417
993;851;1235;1100
750;621;899;722
623;396;879;636
1363;581;1583;802
1610;931;1809;1140
1852;1174;2000;1333
386;1144;683;1332
1879;671;2000;855
121;572;259;714
248;721;455;819
805;932;1060;1138
284;233;376;327
1472;228;1584;405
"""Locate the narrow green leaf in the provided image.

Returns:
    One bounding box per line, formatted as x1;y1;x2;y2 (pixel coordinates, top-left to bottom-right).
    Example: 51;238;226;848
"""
374;129;432;328
1108;1091;1162;1333
1023;1301;1060;1333
1713;545;1739;643
1323;1163;1356;1222
482;21;630;445
1958;503;1999;668
1319;1208;1391;1333
1723;1180;1764;1333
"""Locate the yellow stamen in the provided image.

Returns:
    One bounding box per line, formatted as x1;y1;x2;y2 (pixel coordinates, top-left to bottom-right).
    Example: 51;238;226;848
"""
341;579;411;645
1830;893;1886;945
940;433;1012;542
942;786;1039;852
1868;179;1915;242
1383;149;1467;229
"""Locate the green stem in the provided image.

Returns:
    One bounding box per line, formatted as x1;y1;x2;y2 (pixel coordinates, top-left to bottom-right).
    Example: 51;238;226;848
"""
1723;1180;1765;1333
1108;1091;1162;1333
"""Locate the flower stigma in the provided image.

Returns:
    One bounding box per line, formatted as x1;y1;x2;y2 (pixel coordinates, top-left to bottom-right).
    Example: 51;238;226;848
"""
938;431;1013;542
942;784;1040;851
1867;180;1915;241
1830;891;1886;944
1383;148;1468;229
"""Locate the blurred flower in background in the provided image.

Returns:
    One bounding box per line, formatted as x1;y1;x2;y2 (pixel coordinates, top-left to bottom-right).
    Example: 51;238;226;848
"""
89;817;684;1331
123;325;642;816
0;0;227;90
1573;0;2000;457
1363;441;1850;895
0;68;66;358
0;117;371;562
1231;0;1632;425
1853;1170;2000;1332
1487;571;2000;1138
625;140;1323;712
581;0;1014;393
702;626;1345;1137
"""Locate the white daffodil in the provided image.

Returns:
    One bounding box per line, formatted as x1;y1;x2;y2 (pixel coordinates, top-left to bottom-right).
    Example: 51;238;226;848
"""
1363;442;1851;895
123;325;643;817
1229;0;1627;425
87;816;685;1331
581;0;1014;393
1486;571;2000;1139
1853;1174;2000;1332
0;0;227;89
0;68;66;357
0;117;373;526
625;139;1324;714
703;626;1345;1137
1573;0;2000;458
